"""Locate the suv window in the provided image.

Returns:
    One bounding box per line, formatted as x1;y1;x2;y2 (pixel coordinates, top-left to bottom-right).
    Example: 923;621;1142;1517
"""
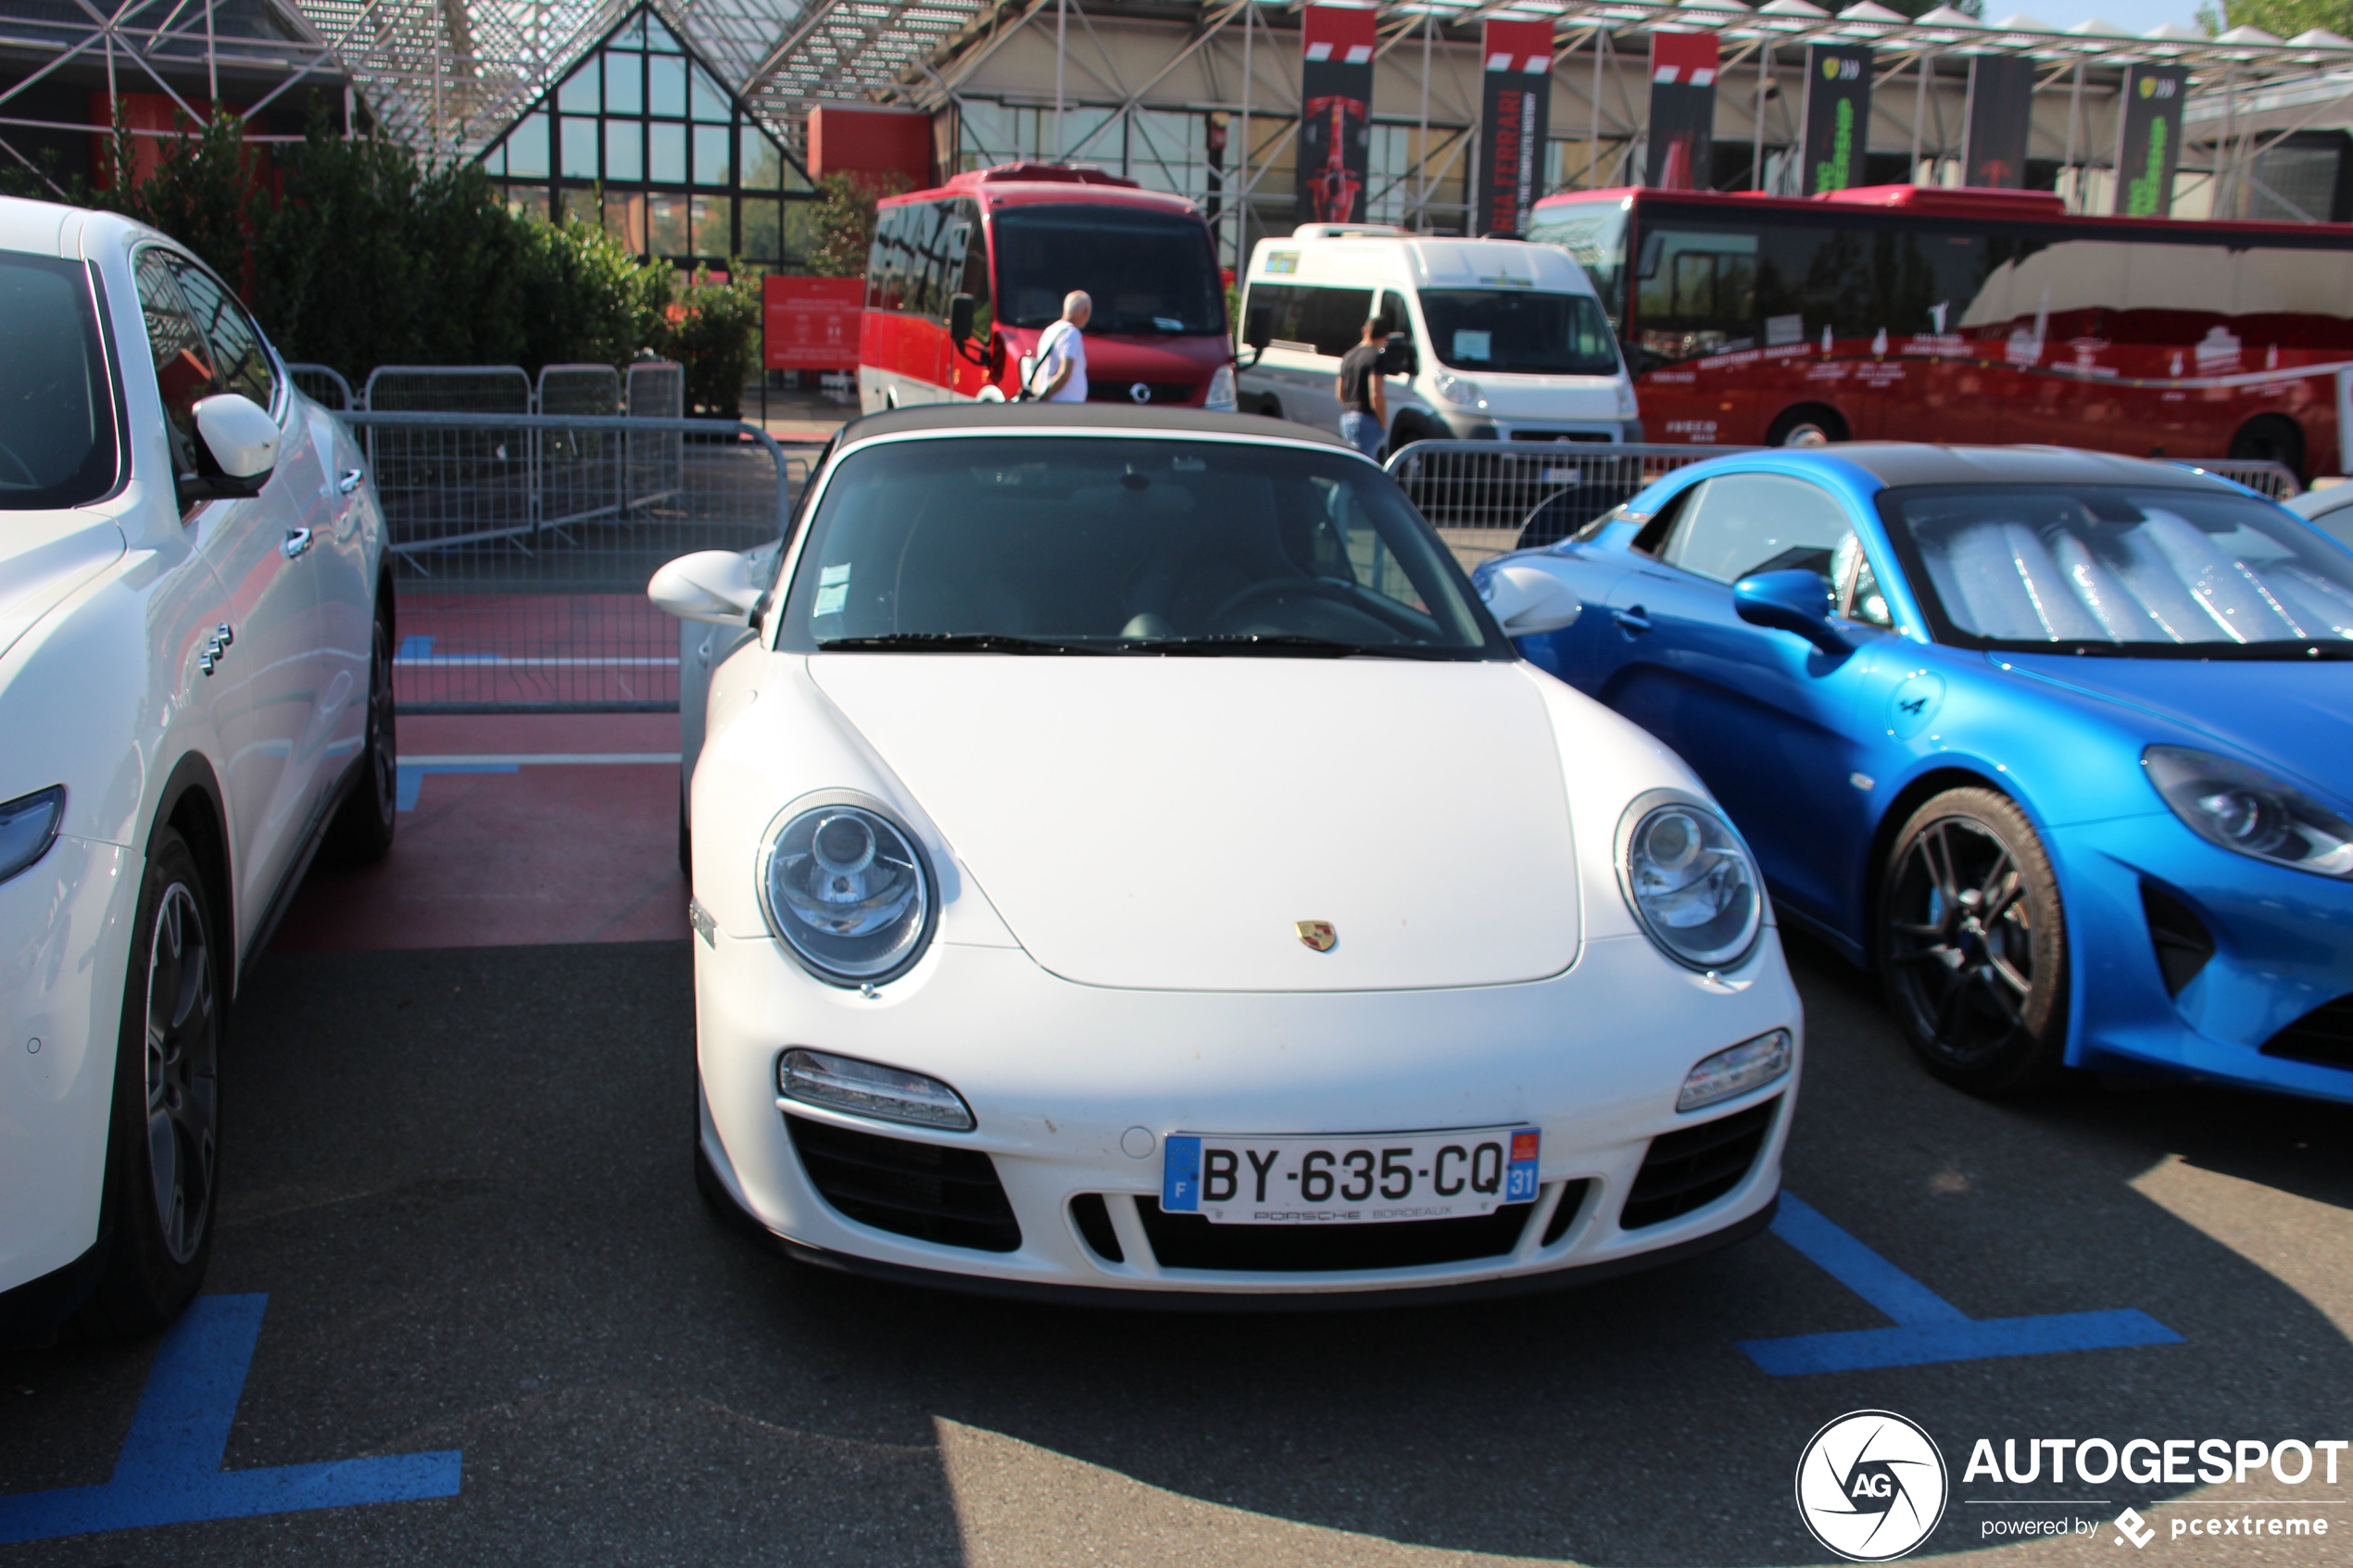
132;248;220;480
1659;472;1855;583
168;259;276;412
0;254;120;510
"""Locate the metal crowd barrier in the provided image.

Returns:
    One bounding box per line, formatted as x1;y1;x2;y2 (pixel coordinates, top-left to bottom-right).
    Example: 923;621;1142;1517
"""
2171;458;2303;499
1386;440;1758;568
334;409;820;714
287;363;355;411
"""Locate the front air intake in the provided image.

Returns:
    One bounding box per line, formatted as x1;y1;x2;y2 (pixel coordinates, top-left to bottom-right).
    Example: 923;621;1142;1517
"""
2140;883;2216;998
2259;995;2353;1070
785;1115;1021;1252
1621;1098;1777;1231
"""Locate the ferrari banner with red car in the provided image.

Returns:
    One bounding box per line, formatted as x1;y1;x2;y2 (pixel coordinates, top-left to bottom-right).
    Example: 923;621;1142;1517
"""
1297;4;1376;225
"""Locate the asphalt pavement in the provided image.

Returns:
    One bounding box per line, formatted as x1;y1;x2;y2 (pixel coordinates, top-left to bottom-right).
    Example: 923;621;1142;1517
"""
6;930;2352;1566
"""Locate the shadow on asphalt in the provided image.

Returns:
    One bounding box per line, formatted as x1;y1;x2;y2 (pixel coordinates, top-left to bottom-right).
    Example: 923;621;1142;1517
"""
4;933;2350;1565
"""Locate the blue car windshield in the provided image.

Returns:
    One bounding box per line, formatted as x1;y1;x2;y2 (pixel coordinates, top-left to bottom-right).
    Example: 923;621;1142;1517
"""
1881;484;2353;659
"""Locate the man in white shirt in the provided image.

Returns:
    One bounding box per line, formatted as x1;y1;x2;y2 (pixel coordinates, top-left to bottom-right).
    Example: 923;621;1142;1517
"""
1032;291;1091;402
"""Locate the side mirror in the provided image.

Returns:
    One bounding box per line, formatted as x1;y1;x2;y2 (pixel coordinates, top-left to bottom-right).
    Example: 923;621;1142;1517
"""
1734;569;1851;654
1378;336;1416;377
1481;563;1583;638
650;549;763;626
1236;342;1265;370
949;292;975;345
187;393;277;499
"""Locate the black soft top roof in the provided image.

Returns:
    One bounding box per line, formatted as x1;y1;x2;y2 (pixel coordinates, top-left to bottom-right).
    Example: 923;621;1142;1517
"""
1831;443;2247;492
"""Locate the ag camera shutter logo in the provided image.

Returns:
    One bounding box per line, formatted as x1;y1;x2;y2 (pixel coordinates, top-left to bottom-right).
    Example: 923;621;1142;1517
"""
1795;1410;1949;1562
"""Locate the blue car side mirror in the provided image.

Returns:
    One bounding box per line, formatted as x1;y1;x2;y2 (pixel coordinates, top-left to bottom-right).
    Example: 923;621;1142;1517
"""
1734;569;1852;655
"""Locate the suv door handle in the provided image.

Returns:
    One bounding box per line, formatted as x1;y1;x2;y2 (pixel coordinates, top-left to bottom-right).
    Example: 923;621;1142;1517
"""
282;526;314;559
337;468;363;495
1612;605;1653;635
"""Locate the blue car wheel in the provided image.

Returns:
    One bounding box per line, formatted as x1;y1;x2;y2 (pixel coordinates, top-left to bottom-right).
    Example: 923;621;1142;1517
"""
1879;787;2071;1096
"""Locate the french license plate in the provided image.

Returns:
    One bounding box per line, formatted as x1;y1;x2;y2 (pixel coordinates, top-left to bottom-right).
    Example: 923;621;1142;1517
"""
1160;1128;1540;1225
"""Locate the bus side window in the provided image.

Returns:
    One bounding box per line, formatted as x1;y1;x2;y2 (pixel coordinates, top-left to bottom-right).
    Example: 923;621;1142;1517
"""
865;207;894;311
958;198;992;341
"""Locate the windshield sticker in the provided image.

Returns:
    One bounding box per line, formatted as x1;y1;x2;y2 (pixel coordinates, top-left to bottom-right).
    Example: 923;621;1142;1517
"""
1265;251;1300;274
1453;329;1492;362
813;562;850;618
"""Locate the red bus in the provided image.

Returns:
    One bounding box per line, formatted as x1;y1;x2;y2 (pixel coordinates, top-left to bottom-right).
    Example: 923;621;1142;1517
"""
1525;183;2353;478
859;163;1236;414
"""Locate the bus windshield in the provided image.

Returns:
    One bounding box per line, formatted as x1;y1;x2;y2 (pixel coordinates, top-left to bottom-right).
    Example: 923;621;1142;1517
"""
992;205;1225;335
1881;484;2353;657
1420;290;1620;377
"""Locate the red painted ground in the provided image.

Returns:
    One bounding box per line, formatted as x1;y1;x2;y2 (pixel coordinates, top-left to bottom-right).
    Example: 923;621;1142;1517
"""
273;713;688;953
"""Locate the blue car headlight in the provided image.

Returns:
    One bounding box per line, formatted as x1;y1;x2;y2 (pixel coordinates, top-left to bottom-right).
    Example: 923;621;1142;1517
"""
757;799;935;985
0;786;64;884
1617;791;1765;971
2145;746;2353;880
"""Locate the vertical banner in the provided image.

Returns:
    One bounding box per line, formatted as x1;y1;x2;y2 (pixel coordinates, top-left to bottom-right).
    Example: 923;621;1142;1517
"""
1474;19;1555;236
1298;5;1377;225
2114;64;2187;216
1643;31;1719;192
1962;56;2034;188
1802;44;1873;195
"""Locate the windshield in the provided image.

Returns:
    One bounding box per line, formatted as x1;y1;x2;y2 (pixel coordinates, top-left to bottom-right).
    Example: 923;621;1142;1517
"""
1421;289;1619;377
779;436;1506;658
992;205;1225;335
0;254;120;510
1881;484;2353;658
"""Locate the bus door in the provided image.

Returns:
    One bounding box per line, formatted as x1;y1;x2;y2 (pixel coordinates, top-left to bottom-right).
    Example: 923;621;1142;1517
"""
1630;227;1760;444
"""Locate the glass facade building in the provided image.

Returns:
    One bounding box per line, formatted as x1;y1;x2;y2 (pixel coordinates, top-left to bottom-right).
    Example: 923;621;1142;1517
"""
478;5;816;268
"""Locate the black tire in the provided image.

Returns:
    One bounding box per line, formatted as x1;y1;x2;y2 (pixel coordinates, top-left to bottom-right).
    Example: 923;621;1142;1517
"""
1767;404;1848;447
323;591;396;866
73;828;221;1337
2229;414;2307;483
1876;787;2070;1097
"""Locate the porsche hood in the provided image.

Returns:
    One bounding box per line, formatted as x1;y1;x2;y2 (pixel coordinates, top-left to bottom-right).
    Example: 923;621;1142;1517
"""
809;656;1580;991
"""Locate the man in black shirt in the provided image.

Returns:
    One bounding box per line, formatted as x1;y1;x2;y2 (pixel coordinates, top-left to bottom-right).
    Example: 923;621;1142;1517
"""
1335;315;1389;460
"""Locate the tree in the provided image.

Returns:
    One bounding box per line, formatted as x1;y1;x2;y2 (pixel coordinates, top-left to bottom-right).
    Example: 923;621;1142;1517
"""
2196;0;2353;34
802;170;904;277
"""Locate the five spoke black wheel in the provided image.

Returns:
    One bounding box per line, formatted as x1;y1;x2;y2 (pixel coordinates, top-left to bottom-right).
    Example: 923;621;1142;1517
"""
1877;787;2070;1096
143;882;218;1264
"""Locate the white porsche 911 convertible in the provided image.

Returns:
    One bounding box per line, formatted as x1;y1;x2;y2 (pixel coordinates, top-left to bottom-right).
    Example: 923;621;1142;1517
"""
652;405;1800;1302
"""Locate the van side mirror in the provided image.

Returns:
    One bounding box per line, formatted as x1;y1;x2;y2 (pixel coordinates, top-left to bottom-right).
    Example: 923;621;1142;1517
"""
1734;568;1851;654
950;292;976;345
1379;335;1416;377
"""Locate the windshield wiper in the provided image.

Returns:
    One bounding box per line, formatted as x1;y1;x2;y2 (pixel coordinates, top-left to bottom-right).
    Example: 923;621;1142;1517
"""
816;633;1114;656
1136;633;1471;659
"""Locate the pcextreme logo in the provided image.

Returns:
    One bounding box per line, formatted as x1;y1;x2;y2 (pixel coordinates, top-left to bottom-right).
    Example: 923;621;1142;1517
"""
1796;1411;1950;1562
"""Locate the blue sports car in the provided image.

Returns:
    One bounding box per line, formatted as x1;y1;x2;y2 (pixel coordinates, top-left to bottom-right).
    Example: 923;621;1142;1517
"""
1477;445;2353;1100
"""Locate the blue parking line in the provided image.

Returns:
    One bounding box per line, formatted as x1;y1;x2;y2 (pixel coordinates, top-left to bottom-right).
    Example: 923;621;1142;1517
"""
395;761;517;811
1739;1195;2182;1376
0;1295;460;1545
396;634;434;660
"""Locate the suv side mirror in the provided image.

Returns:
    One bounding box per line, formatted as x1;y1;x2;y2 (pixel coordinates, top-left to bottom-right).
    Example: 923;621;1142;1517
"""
650;549;763;626
1734;568;1851;654
949;292;975;345
182;393;277;501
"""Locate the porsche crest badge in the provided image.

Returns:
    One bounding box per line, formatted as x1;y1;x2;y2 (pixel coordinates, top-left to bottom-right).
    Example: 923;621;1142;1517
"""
1295;921;1338;953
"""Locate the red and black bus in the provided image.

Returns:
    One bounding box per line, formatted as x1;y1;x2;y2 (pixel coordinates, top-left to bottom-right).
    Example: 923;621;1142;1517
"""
860;163;1236;413
1526;183;2353;478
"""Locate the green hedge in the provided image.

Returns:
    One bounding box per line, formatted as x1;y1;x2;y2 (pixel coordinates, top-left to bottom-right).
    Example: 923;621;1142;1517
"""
13;109;764;412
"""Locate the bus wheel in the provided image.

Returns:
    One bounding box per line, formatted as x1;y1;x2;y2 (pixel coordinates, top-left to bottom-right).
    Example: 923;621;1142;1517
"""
2229;414;2306;482
1768;405;1847;447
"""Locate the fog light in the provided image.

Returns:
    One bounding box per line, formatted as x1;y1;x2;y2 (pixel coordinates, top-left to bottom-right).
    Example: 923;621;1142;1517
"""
1677;1030;1791;1113
777;1047;975;1131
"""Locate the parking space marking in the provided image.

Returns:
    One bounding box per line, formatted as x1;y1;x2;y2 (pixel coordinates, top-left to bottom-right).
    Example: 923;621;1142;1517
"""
1739;1195;2183;1376
395;761;517;811
0;1295;460;1546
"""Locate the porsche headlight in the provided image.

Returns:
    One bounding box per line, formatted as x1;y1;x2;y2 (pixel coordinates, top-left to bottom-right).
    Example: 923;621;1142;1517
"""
2145;746;2353;879
1617;794;1764;972
758;801;935;984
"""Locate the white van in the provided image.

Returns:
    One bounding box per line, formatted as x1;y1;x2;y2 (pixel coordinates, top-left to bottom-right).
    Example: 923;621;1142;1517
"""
1235;224;1641;451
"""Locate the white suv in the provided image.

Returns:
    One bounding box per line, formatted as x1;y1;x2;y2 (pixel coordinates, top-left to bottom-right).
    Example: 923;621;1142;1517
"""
0;197;395;1339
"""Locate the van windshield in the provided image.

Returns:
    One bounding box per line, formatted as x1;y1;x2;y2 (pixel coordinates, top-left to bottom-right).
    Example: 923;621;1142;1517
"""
0;255;120;510
993;205;1225;335
1421;289;1620;377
